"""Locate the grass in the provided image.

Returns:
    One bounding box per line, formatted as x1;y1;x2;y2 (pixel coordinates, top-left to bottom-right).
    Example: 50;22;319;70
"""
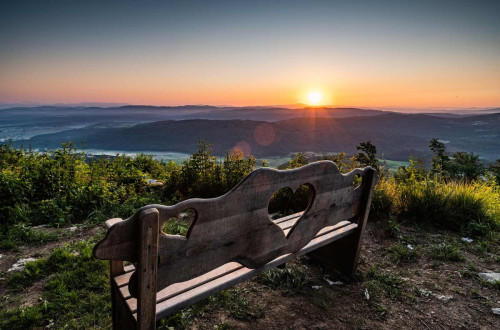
384;216;401;238
159;288;264;328
387;243;418;264
256;264;312;295
427;242;465;262
0;223;61;250
364;264;405;300
397;180;500;235
0;239;111;329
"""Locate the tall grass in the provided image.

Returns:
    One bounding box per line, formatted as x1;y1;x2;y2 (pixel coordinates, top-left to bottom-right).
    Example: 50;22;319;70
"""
375;177;500;237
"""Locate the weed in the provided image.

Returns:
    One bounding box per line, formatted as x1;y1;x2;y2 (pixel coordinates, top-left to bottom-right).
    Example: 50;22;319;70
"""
427;242;465;262
460;264;479;278
256;264;312;295
364;264;404;300
387;243;418;264
384;216;400;238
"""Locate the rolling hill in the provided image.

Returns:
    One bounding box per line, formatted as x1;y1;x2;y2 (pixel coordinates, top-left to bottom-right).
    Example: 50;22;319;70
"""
17;112;500;161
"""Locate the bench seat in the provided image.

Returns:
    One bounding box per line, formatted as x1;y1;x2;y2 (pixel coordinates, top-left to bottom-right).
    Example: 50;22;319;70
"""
113;213;358;321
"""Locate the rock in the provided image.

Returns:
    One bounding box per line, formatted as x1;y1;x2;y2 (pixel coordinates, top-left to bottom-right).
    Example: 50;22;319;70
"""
324;277;343;285
146;179;163;186
492;308;500;315
68;226;78;232
433;294;452;302
478;273;500;283
461;237;473;243
8;257;37;272
417;288;432;297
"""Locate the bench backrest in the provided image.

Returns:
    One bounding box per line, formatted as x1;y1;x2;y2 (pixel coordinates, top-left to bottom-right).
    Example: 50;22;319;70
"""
94;161;377;297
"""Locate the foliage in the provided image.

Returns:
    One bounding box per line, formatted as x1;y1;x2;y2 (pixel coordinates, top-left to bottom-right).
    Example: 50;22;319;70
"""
397;179;499;235
163;141;256;200
256;264;312;295
429;138;451;177
354;141;380;171
489;159;500;184
427;242;465;262
364;264;404;300
0;141;256;247
429;138;486;182
387;243;418;264
0;143;167;235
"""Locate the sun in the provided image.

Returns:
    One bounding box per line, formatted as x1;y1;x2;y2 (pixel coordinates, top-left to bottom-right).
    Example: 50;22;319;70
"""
306;90;323;106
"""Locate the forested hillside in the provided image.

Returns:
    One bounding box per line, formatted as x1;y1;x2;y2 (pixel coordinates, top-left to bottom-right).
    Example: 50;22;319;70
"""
18;113;500;161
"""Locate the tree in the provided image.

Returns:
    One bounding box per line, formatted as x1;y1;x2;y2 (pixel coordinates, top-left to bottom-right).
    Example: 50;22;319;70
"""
319;152;351;173
488;159;500;184
285;153;309;169
449;151;484;182
393;156;427;184
429;138;451;177
354;141;380;171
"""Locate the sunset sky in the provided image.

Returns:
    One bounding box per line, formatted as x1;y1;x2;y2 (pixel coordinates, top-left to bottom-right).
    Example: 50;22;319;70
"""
1;0;499;109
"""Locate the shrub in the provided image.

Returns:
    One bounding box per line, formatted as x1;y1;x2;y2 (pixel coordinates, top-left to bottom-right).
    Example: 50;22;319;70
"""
370;179;395;220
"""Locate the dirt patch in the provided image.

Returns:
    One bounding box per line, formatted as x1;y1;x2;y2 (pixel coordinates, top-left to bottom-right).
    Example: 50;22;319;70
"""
183;222;500;329
1;222;499;329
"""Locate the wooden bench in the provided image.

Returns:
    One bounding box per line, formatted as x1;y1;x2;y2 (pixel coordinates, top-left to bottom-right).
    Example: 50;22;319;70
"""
93;161;377;329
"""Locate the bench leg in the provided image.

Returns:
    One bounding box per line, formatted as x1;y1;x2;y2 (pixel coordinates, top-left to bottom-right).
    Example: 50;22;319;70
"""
110;261;136;330
111;281;136;330
308;230;362;279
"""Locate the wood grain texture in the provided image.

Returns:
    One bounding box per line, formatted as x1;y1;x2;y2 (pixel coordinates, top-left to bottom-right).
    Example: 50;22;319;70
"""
93;161;377;298
136;209;159;329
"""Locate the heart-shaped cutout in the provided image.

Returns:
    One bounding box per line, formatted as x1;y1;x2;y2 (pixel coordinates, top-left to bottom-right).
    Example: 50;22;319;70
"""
161;208;197;236
268;184;315;237
353;173;363;190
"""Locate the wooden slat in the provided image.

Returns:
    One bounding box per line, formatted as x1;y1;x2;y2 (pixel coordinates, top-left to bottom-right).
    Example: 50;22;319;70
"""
272;212;303;225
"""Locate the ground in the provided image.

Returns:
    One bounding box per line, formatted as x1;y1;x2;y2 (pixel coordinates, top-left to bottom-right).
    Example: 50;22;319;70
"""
0;221;498;329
